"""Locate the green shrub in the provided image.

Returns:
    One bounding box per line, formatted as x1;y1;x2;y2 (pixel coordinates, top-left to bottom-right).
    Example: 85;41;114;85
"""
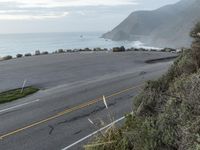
58;49;65;53
113;46;126;52
16;54;23;58
42;51;49;55
3;55;12;60
0;86;39;104
24;53;32;57
35;50;41;55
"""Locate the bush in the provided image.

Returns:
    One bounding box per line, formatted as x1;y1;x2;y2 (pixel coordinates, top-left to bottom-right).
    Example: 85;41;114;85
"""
35;50;41;55
42;51;49;55
16;54;23;58
24;53;32;57
0;86;39;104
87;70;200;149
58;49;65;53
113;46;126;52
87;23;200;150
3;55;12;60
94;48;102;51
175;50;197;75
161;48;176;52
66;49;73;53
84;48;92;51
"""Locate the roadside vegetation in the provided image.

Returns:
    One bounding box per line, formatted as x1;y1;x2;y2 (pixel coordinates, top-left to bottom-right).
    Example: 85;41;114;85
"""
0;87;39;104
86;23;200;150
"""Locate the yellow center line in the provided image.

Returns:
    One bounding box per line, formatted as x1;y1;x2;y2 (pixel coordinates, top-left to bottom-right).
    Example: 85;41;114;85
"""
0;84;143;140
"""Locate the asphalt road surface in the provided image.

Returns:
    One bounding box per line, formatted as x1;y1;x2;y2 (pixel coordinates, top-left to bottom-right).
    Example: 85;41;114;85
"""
0;51;177;150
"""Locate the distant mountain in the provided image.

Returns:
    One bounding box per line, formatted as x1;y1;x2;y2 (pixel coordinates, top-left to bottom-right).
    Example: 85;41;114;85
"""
102;0;200;48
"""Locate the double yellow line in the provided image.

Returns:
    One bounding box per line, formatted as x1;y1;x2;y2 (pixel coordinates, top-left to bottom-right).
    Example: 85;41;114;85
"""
0;84;142;140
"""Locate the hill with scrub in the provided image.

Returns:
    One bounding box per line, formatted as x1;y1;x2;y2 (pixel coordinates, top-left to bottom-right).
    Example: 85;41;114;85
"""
87;23;200;150
102;0;200;48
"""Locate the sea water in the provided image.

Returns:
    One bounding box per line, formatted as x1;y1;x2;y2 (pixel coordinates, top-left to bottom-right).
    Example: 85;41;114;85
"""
0;32;152;56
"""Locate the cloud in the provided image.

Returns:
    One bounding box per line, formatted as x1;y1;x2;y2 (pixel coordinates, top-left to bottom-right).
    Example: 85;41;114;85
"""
0;0;138;20
0;12;69;20
1;0;138;7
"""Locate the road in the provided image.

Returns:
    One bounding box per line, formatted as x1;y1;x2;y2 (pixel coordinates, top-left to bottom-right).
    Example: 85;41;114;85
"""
0;51;177;150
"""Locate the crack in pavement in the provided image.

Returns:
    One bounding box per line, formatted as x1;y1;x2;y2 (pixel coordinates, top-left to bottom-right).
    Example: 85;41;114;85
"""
48;125;55;135
44;102;116;136
57;102;117;125
45;93;136;135
73;130;82;135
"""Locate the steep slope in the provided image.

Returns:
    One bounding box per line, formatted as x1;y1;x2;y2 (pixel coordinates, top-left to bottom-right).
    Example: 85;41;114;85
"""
102;0;200;48
87;22;200;150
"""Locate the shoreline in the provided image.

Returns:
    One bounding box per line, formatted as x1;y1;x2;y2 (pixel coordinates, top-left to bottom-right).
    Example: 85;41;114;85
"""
0;46;179;61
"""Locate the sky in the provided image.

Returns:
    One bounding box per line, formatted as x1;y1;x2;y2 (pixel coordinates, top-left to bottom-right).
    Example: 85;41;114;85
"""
0;0;180;34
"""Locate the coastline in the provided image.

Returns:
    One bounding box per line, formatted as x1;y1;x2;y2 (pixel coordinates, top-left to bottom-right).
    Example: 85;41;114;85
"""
0;46;179;62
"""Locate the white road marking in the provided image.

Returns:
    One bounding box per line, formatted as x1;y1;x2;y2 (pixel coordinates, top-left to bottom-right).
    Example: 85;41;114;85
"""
0;99;40;114
61;116;125;150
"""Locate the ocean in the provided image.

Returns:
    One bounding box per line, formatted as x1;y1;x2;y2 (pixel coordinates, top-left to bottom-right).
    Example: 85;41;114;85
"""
0;32;153;56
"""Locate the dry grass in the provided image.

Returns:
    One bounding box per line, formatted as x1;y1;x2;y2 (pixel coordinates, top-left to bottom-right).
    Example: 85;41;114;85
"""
85;22;200;150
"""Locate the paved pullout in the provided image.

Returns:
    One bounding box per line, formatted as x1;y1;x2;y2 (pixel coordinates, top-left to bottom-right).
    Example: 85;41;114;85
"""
0;51;177;150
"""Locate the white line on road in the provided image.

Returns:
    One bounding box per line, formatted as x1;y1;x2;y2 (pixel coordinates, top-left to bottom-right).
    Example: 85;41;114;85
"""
0;99;40;114
61;116;125;150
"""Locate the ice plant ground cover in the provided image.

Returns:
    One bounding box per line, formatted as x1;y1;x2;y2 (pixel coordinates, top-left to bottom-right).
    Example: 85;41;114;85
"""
0;87;39;104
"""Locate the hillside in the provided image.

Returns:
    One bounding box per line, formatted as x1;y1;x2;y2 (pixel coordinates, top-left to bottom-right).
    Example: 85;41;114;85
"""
87;23;200;150
102;0;200;48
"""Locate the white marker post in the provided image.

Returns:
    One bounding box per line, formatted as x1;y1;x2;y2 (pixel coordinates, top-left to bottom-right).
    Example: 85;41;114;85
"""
103;95;108;109
21;80;27;93
88;118;94;125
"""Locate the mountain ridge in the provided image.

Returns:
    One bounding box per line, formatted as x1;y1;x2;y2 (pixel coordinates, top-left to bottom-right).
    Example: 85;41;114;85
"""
102;0;200;48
